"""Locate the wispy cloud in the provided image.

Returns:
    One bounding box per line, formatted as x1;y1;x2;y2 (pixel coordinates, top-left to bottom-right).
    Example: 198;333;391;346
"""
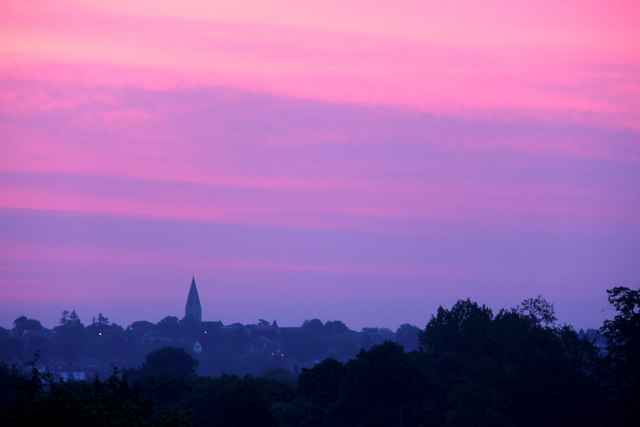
1;0;639;330
1;82;639;233
2;1;639;127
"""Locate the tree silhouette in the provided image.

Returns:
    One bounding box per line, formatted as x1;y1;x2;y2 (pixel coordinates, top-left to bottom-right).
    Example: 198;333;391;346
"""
142;347;198;379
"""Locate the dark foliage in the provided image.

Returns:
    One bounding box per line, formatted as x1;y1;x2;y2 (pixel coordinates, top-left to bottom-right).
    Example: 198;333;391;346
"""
1;288;637;426
141;347;199;379
600;286;640;424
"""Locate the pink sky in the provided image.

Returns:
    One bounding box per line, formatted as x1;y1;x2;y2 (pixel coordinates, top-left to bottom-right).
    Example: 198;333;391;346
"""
1;0;639;330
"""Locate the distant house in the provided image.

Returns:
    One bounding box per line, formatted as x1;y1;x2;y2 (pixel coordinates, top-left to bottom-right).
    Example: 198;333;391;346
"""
56;371;85;381
201;321;223;333
249;335;280;356
51;365;86;382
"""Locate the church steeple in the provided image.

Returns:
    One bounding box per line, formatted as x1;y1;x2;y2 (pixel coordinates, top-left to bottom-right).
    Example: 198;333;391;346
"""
185;276;202;322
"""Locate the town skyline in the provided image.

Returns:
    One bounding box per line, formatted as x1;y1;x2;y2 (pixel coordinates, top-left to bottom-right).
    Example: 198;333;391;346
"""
0;274;623;331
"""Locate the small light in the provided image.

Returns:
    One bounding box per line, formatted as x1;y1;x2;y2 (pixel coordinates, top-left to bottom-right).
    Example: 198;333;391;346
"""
98;332;102;336
204;330;207;334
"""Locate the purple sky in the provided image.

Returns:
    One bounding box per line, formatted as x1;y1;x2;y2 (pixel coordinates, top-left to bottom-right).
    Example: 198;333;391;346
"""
1;1;639;330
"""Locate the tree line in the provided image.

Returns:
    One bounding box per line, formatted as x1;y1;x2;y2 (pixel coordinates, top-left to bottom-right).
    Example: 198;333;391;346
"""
2;311;421;378
1;286;638;426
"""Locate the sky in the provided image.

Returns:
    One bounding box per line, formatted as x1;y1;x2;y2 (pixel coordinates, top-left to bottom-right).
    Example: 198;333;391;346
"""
1;0;639;331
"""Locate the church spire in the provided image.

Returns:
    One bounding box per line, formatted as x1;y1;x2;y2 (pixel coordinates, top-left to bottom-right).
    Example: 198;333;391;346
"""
185;276;202;322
